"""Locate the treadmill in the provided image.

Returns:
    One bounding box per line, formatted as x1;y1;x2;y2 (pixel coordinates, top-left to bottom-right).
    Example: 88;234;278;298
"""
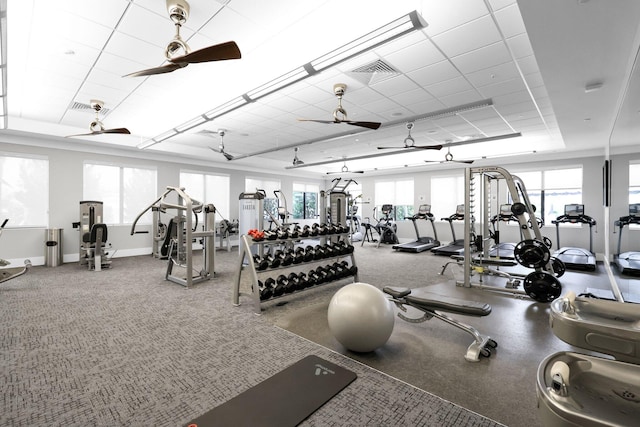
614;203;640;275
551;204;597;271
431;204;466;256
392;204;440;253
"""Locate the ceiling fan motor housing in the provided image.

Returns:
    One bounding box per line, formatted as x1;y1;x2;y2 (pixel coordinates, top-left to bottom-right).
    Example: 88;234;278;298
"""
167;0;190;23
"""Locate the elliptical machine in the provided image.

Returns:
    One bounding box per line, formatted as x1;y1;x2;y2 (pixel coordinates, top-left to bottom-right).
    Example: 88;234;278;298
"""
361;204;399;247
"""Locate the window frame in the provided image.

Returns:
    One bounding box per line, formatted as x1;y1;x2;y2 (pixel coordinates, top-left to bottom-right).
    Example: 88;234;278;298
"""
83;161;157;226
0;152;50;228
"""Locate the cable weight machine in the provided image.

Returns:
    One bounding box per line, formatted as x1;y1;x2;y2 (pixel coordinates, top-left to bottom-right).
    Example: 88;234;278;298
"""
459;166;562;302
131;186;216;288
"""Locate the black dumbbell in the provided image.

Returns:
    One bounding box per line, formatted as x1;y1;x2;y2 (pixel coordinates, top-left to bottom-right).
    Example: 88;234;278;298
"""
264;230;278;240
258;279;273;300
303;246;315;262
348;265;358;276
324;265;338;282
313;245;325;260
323;243;336;258
315;266;329;283
277;274;295;294
265;277;283;297
296;272;309;289
333;261;349;279
300;225;311;237
253;254;269;271
307;269;320;286
287;272;301;291
276;249;293;267
289;226;300;239
293;247;305;264
264;253;280;269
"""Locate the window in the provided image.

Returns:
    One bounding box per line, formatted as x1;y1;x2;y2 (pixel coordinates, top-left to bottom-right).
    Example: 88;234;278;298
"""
180;171;230;220
83;162;156;225
512;167;582;224
374;179;414;221
245;177;281;219
630;163;640;204
292;183;318;220
430;175;464;220
0;154;49;227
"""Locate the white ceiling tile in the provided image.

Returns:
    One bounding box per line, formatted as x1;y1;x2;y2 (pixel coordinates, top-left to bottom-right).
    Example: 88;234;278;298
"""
466;61;520;87
46;0;130;31
105;31;171;69
494;3;527;38
407;60;461;86
488;0;517;12
374;33;443;74
426;76;475;98
478;77;527;98
370;75;421;98
431;15;502;58
450;41;512;74
117;4;174;47
506;33;534;58
421;0;490;37
515;55;542;75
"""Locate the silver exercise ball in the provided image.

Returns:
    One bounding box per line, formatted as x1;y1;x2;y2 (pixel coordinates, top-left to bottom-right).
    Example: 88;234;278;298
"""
327;282;395;352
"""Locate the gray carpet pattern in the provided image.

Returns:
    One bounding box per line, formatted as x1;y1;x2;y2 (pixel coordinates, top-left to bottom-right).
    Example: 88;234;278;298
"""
1;251;504;427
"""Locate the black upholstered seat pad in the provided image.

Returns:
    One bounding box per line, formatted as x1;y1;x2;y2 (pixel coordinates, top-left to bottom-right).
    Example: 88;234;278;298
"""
384;286;491;317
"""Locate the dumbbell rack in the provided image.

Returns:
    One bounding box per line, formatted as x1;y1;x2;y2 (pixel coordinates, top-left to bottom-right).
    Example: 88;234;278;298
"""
232;233;359;314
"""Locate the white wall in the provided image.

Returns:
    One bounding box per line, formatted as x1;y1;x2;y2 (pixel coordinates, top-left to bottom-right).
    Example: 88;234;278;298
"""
0;137;324;265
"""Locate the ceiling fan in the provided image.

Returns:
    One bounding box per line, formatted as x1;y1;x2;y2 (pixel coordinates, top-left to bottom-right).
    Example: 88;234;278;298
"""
377;122;443;151
209;130;234;160
298;84;382;130
292;147;304;165
326;161;365;175
425;146;474;164
124;0;241;77
66;100;131;137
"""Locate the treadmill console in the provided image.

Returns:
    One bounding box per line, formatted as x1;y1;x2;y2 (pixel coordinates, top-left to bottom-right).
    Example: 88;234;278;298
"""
630;203;640;217
418;204;431;215
565;204;584;217
455;204;465;215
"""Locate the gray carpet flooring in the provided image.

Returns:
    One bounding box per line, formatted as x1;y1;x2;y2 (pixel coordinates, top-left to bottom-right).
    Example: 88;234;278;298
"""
1;249;506;427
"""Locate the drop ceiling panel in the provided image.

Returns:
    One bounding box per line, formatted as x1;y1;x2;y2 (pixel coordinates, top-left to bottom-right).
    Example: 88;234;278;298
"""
506;33;535;58
406;60;463;87
117;4;176;45
104;31;170;68
494;3;527;38
422;0;490;37
431;15;502;58
426;76;475;98
453;45;513;77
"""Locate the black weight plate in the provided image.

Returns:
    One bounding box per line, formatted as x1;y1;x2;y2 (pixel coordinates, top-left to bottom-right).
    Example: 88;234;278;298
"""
514;239;551;269
511;202;527;216
550;257;566;278
523;271;562;303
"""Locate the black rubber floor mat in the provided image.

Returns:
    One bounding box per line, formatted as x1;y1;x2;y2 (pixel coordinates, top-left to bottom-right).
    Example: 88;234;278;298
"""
185;355;357;427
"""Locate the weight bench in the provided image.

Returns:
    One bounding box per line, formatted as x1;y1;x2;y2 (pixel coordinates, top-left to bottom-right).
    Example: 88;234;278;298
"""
383;286;497;362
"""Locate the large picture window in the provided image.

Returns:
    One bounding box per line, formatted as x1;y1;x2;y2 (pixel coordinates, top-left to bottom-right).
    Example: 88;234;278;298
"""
512;167;582;224
374;179;414;221
430;175;464;220
292;183;318;220
83;162;156;225
0;154;49;227
180;171;230;220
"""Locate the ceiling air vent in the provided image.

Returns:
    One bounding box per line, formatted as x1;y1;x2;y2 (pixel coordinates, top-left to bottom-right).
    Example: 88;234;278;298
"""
69;101;110;114
349;59;400;86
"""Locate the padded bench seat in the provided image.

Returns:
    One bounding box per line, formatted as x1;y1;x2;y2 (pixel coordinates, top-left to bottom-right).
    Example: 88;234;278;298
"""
383;286;491;317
